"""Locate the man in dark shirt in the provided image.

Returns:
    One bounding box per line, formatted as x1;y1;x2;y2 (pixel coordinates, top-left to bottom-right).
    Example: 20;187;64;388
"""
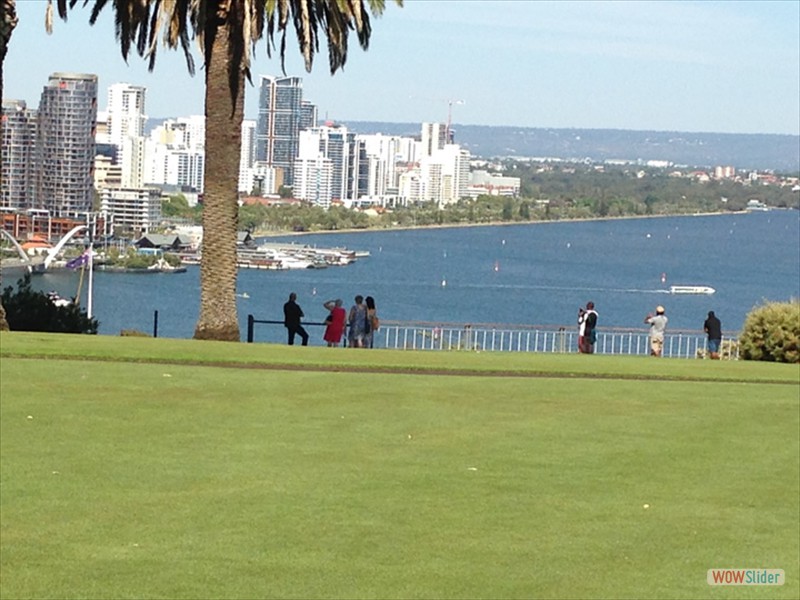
283;292;309;346
704;310;722;359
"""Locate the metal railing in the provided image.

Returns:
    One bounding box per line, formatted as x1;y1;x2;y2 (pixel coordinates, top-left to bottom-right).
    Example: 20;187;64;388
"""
245;316;739;359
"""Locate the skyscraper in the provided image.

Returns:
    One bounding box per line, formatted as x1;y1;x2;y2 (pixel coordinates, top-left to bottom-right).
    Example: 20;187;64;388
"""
238;119;257;193
297;124;365;203
35;72;98;217
299;100;318;131
106;83;147;188
106;83;146;149
1;100;37;210
255;76;303;186
420;123;448;157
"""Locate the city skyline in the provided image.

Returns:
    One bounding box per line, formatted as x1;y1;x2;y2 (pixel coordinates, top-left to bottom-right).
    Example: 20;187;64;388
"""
3;1;798;136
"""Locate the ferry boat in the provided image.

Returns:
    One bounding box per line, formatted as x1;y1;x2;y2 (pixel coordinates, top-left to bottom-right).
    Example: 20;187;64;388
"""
669;285;715;295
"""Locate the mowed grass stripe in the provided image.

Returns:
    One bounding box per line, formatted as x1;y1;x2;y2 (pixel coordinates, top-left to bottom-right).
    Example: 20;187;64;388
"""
2;331;798;385
1;356;798;599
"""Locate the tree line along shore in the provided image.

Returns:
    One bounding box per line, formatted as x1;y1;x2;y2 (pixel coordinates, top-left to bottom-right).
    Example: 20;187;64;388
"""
158;161;799;235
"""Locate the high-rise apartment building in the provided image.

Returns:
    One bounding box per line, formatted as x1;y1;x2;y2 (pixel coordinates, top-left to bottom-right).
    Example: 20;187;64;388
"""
106;83;146;148
1;100;37;210
299;100;318;131
297;125;368;203
35;72;98;217
420;123;448;157
238;120;256;193
294;156;334;208
106;83;147;188
144;116;206;191
255;76;303;186
421;144;470;206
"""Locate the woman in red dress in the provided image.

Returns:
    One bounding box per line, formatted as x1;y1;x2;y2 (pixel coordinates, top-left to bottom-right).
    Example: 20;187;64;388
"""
322;299;347;347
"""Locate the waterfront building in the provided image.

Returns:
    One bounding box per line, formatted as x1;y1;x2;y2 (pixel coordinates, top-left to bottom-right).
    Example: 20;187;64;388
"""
0;209;91;242
34;72;98;218
466;170;521;198
420;144;471;206
95;111;111;145
238;120;257;193
99;187;162;236
106;83;147;189
145;142;205;191
149;116;205;151
299;100;318;131
397;169;422;205
420;122;448;157
106;83;147;149
1;99;37;210
94;154;123;190
294;156;334;208
250;162;284;196
144;117;205;191
255;75;304;186
299;126;370;204
358;133;419;199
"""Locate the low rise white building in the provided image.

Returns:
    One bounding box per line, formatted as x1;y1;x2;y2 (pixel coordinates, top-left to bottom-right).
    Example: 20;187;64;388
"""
466;170;521;198
99;187;162;236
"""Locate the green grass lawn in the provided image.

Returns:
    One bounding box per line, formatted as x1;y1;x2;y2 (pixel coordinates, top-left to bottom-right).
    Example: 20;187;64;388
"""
1;332;798;599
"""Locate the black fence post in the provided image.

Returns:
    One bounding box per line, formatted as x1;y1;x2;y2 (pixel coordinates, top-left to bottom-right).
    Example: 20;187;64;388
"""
247;314;254;343
153;310;159;338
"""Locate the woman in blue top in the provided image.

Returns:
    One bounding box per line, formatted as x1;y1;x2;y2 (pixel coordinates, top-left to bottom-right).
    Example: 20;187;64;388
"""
348;295;367;348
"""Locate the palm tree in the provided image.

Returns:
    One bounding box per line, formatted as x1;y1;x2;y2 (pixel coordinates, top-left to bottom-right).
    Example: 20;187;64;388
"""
0;0;19;331
50;0;399;340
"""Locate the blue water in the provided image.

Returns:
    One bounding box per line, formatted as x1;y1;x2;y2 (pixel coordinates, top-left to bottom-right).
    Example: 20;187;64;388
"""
17;210;800;342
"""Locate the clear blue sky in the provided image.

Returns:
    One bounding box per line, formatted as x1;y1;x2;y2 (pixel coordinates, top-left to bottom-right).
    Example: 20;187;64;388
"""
4;0;799;135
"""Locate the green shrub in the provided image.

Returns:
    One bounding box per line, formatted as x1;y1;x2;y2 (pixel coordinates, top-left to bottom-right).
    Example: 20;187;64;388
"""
739;300;800;363
1;274;98;334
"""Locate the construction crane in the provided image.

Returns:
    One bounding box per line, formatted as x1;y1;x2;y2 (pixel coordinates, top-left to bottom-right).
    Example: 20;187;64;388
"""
445;99;465;143
408;95;466;142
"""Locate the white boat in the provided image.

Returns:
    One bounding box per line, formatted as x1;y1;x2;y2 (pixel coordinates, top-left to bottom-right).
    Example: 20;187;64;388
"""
670;285;715;295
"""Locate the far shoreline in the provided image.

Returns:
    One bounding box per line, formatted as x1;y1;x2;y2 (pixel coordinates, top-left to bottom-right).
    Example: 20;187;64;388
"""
252;209;759;239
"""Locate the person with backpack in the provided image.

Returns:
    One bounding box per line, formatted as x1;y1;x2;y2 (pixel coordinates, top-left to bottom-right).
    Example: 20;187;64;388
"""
365;296;379;349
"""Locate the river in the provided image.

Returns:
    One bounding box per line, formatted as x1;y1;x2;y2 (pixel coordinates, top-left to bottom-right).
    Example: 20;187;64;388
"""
10;210;799;343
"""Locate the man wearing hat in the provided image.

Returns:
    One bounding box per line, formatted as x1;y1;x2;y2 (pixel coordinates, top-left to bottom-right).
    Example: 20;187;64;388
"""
644;306;668;357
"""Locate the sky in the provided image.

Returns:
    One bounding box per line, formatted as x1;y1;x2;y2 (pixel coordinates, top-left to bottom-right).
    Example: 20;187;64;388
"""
4;0;799;135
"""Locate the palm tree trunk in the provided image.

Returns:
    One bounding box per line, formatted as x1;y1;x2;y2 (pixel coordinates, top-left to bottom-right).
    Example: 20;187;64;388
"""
193;18;243;341
0;0;18;331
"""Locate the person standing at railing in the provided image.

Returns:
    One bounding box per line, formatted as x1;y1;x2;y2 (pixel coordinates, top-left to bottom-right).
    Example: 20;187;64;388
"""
283;292;309;346
365;296;379;349
348;295;368;348
323;299;347;347
644;305;668;357
704;311;722;360
578;301;598;353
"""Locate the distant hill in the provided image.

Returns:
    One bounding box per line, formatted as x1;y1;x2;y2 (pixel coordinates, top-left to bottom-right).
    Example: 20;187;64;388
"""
341;122;800;173
146;118;799;172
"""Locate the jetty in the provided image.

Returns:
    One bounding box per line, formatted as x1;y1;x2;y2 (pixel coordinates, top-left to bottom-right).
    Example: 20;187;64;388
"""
181;241;369;271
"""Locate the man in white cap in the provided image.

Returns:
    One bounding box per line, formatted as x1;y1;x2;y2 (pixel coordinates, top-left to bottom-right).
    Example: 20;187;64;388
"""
644;306;668;357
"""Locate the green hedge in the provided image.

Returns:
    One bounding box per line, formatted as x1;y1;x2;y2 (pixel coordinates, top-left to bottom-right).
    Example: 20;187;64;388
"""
739;300;800;363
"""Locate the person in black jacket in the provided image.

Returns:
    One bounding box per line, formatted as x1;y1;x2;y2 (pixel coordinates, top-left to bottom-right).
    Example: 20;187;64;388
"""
704;310;722;359
578;301;599;353
283;292;309;346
